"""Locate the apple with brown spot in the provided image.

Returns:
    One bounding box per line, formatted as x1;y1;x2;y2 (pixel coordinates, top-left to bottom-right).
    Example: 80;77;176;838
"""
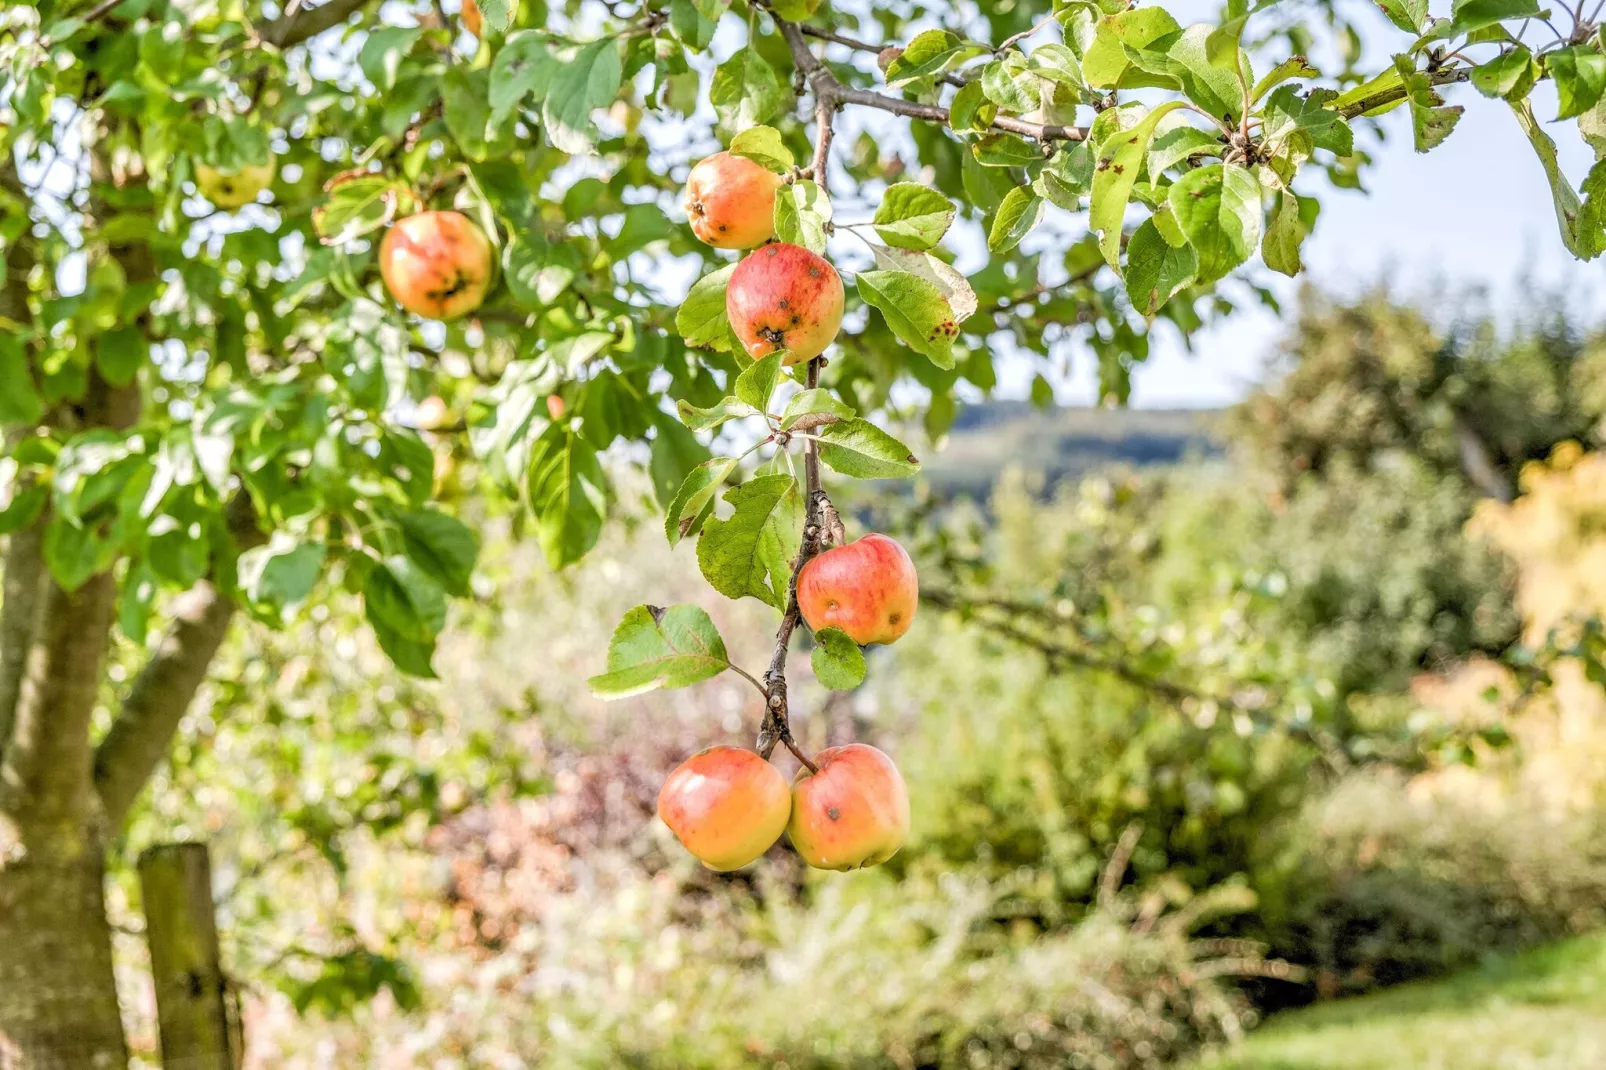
379;210;494;321
196;160;276;210
726;243;844;366
657;746;791;871
787;744;910;871
684;152;782;250
798;534;918;646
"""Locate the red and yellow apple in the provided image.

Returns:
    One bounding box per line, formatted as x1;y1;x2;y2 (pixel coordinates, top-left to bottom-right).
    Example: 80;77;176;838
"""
657;746;791;871
684;151;781;250
546;394;566;421
726;243;844;365
798;534;918;646
196;159;276;210
378;210;494;321
787;744;910;871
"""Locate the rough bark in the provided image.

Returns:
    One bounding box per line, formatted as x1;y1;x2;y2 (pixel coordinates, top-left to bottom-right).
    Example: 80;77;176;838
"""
140;844;236;1070
0;519;45;764
0;834;127;1070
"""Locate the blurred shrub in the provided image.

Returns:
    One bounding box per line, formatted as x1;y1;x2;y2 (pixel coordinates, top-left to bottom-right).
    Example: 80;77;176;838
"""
1254;771;1606;1000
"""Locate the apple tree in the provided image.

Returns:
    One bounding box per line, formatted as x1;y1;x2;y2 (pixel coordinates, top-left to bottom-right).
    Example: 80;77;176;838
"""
2;0;1604;1061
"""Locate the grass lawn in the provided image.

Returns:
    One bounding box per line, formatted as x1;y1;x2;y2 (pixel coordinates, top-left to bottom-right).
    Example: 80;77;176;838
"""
1191;931;1606;1069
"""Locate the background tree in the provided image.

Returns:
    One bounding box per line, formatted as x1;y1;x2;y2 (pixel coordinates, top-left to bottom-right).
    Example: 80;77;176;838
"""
5;0;1606;1062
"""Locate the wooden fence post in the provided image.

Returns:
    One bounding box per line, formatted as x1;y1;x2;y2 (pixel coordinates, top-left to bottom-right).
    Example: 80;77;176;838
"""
138;843;237;1070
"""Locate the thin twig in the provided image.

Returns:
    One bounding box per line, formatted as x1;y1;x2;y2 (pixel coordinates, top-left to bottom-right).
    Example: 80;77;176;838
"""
995;12;1060;55
729;662;768;698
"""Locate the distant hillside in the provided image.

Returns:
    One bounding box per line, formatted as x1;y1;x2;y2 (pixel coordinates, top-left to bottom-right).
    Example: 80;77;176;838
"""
920;402;1225;499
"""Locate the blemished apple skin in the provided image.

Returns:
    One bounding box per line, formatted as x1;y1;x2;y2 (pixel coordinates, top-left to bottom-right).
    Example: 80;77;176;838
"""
378;211;495;321
657;746;792;871
684;152;781;250
195;160;276;210
726;243;845;365
797;534;918;646
787;744;911;871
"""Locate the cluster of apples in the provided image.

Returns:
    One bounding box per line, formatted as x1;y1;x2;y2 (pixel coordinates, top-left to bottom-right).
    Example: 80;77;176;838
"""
660;156;923;872
661;535;920;872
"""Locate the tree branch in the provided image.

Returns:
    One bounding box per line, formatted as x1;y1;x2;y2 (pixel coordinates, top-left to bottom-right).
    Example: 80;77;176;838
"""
95;496;260;829
775;17;1086;145
1338;66;1471;120
261;0;376;48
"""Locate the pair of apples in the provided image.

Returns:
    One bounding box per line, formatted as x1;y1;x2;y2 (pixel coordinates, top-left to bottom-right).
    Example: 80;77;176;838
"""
660;535;920;871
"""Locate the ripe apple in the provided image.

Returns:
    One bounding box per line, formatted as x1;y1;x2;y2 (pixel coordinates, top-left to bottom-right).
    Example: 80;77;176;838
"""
787;744;910;871
379;210;495;321
546;394;566;421
726;243;844;365
798;534;918;646
684;151;781;249
195;160;276;210
657;746;791;871
461;0;482;36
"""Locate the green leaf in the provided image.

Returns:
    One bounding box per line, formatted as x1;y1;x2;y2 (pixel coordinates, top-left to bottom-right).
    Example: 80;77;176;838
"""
587;604;730;699
697;474;802;608
364;555;447;645
1124;215;1197;319
811;627;867;690
773;179;831;254
0;484;46;535
1376;0;1430;32
489;31;559;124
1392;55;1464;152
971;132;1043;167
441;67;492;160
1167;162;1262;284
982;55;1038;112
94;327;144;388
525;425;607;568
1148;125;1223;175
0;337;43;425
1090;100;1186;268
669;0;717;51
664;456;738;544
869;246;979;322
735;352;784;412
710;49;787;132
1123;24;1251;119
677;397;756;432
885;30;985;88
238;534;325;610
543;38;623;154
504;236;579;308
1448;0;1541;35
814;419;921;479
399;509;480;597
1580;100;1606;158
1511;99;1604;259
1471;44;1538;101
312;174;399;245
780;388;855;430
1083;8;1182;89
1262;190;1317;276
729;125;794;171
676;264;737;350
948;81;996;133
1261;86;1353;155
477;0;513;32
856;270;958;369
988;186;1044;253
359;26;421;91
873;184;956;250
44;516;117;592
1549;46;1606;120
1252;57;1320;103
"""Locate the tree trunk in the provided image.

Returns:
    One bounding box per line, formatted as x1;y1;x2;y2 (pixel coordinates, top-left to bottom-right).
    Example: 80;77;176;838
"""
0;834;128;1070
